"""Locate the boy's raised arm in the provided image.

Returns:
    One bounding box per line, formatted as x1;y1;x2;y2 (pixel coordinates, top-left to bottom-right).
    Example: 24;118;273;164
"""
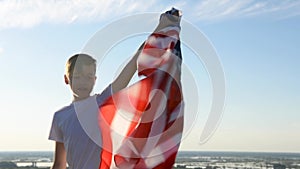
111;43;144;93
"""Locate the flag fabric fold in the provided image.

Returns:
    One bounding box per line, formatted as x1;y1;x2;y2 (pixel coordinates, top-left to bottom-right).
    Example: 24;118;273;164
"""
98;8;184;169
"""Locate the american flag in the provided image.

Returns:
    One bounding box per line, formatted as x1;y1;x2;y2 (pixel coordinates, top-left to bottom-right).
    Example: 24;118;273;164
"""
98;9;184;169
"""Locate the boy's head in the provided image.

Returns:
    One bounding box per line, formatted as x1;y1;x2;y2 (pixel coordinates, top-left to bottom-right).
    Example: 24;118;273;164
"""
64;54;97;101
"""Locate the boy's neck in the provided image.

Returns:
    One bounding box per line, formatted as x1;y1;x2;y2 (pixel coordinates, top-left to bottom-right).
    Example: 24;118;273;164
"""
72;95;90;102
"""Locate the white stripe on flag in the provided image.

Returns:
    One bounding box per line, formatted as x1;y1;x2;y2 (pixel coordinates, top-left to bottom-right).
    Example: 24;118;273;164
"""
145;146;165;168
158;26;181;34
111;109;135;149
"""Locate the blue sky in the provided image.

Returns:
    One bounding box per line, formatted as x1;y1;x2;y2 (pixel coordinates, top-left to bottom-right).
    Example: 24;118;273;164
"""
0;0;299;152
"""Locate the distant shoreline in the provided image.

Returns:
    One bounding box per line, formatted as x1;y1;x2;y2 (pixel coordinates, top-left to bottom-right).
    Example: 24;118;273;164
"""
1;151;300;169
1;150;300;153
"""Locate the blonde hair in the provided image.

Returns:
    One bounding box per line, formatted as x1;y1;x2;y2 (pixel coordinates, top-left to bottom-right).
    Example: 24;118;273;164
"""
65;53;96;77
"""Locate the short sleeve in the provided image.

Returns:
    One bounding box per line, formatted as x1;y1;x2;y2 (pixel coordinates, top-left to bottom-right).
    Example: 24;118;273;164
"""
48;113;64;143
96;84;114;105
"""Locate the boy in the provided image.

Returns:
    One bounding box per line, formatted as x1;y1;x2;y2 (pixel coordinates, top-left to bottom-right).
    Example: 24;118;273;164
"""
48;46;142;169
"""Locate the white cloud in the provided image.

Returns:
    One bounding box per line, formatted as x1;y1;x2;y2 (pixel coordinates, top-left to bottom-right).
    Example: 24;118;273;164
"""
0;47;3;55
187;0;300;22
0;0;299;29
0;0;162;29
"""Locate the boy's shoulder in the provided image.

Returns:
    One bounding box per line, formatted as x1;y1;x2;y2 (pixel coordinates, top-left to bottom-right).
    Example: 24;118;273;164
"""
53;104;74;119
56;104;73;113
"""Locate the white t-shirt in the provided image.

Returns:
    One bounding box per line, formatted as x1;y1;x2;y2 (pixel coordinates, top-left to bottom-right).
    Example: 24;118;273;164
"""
49;85;113;169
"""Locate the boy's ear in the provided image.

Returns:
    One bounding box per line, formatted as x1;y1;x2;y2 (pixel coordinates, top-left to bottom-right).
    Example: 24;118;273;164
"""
64;75;69;85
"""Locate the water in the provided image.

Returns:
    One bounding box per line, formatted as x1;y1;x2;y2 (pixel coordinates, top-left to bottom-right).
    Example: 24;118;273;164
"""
175;151;300;169
0;151;300;168
0;151;53;167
